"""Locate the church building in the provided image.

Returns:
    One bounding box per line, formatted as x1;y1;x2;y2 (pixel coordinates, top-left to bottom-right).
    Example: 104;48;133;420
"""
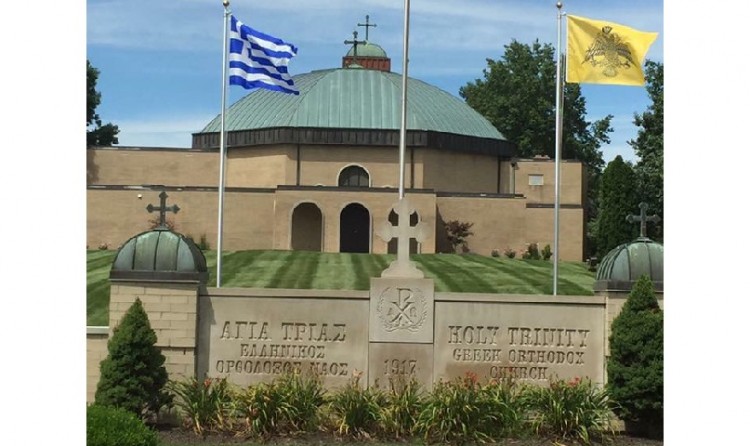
86;24;586;260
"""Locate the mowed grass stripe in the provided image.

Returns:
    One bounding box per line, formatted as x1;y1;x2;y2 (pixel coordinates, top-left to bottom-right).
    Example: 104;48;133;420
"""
429;254;501;293
458;255;542;293
412;255;464;292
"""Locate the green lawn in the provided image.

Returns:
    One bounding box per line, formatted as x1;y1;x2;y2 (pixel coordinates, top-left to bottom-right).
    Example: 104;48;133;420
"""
87;250;595;326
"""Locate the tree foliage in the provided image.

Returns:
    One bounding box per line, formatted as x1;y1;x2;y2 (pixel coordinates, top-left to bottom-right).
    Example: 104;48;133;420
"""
595;155;639;258
607;275;663;438
444;220;474;253
87;59;120;146
459;40;612;256
630;60;663;241
95;298;171;418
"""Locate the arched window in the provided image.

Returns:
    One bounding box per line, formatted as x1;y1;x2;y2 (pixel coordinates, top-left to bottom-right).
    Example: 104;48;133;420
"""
338;165;369;187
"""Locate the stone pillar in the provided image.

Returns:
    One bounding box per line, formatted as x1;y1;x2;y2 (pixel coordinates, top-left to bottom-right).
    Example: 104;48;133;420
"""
108;280;202;382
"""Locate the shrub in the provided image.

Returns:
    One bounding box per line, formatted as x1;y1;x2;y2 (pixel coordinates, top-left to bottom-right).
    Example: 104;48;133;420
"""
522;243;541;260
491;249;500;258
380;376;425;439
444;220;474;253
541;244;552;260
527;376;613;444
169;377;236;436
198;233;210;250
607;275;663;438
504;247;516;259
95;298;172;419
416;372;497;444
235;371;325;436
87;404;159;446
326;372;386;437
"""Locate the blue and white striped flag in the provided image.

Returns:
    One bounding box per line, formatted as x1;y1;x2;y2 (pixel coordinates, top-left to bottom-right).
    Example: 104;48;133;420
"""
228;15;299;95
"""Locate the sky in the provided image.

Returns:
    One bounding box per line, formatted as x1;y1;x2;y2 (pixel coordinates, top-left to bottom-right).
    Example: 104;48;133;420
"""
86;0;663;163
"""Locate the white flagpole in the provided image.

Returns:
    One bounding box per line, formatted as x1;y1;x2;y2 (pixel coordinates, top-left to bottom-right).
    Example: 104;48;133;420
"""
553;1;564;295
217;0;231;288
398;0;411;199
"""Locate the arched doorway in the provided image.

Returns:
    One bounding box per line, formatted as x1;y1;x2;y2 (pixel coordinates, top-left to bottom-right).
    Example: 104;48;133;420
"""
387;210;419;254
291;203;323;251
340;203;370;253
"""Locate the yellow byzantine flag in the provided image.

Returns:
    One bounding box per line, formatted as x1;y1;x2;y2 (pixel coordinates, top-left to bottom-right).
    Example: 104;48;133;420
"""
566;15;658;86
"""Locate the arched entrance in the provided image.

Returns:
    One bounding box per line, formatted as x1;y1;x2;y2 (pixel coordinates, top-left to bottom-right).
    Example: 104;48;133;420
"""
387;210;419;254
291;203;323;251
340;203;370;253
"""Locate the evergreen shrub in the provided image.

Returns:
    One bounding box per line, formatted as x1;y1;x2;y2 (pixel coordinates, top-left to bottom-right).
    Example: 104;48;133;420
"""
522;243;541;260
541;244;552;260
607;275;663;438
86;404;159;446
95;297;172;418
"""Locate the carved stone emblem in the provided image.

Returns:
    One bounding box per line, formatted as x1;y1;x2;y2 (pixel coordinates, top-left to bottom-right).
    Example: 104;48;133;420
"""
377;286;427;332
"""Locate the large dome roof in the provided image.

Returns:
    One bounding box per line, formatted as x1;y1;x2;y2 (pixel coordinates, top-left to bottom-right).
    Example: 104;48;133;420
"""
200;68;506;141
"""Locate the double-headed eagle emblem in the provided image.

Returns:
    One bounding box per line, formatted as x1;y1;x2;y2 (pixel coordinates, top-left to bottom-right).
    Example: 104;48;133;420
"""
582;26;637;78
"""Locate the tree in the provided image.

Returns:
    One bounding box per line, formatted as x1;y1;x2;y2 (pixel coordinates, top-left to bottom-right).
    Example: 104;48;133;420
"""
87;59;120;146
607;275;663;438
459;40;612;256
444;220;474;253
95;298;171;418
629;60;663;241
595;155;638;259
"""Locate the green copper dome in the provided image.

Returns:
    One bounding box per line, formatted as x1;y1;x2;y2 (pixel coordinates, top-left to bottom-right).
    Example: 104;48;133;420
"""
200;68;507;141
346;41;387;58
110;228;208;282
594;238;663;291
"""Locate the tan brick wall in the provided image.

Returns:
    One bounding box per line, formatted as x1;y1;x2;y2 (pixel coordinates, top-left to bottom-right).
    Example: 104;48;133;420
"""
87;189;275;251
422;150;499;193
523;207;584;262
88;148;219;186
108;282;200;382
297;145;403;187
86;328;109;404
226;145;295;187
435;197;583;261
513;159;584;205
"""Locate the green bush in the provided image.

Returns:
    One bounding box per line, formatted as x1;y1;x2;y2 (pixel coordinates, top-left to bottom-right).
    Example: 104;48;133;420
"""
482;377;531;438
380;376;425;438
416;372;498;444
522;243;541;260
327;373;386;437
169;377;236;436
87;404;160;446
527;376;613;444
95;298;171;418
235;371;325;436
504;247;516;259
541;244;552;260
607;275;663;437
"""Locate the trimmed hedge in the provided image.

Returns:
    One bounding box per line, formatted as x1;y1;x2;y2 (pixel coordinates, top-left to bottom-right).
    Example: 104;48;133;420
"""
87;404;160;446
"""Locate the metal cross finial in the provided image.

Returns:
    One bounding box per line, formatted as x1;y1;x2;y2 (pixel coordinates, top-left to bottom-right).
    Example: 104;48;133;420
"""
146;191;180;228
357;14;377;40
626;202;660;239
344;30;366;62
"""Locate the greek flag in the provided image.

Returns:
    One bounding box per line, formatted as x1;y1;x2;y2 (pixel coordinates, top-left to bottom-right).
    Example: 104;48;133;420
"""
228;15;299;95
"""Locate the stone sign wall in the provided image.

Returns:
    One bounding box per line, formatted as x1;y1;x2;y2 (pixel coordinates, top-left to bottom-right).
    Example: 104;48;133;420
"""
194;284;606;389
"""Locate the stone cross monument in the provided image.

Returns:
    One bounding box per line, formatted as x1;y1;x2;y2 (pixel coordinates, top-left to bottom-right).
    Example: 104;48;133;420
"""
626;202;660;239
376;198;429;278
146;191;180;228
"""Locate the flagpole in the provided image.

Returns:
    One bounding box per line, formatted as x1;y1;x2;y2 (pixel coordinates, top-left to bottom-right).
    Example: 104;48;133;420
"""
553;1;564;295
217;0;231;288
398;0;411;200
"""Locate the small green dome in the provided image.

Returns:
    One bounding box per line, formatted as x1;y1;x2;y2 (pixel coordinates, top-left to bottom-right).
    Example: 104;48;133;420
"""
110;228;208;282
346;41;387;58
594;238;663;291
